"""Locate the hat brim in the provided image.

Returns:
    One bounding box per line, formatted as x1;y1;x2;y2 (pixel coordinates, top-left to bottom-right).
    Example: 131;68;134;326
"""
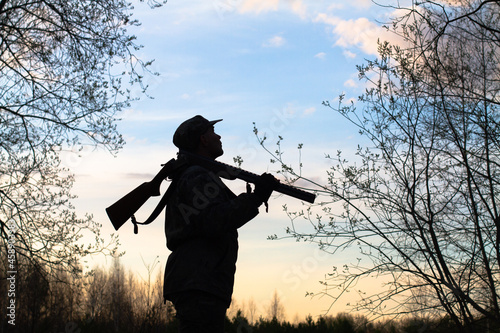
209;119;223;126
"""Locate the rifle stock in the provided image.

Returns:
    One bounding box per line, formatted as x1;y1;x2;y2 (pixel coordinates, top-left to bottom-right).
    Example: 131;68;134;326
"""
106;152;316;231
106;158;182;231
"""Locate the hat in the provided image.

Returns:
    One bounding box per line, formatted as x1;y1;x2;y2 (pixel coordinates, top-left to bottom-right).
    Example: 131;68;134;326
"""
173;115;223;151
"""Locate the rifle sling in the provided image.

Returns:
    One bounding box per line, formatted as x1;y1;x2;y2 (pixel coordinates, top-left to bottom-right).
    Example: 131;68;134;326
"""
131;179;177;234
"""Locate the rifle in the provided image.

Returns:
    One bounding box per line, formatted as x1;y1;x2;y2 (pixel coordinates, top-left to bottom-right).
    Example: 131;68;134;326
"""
106;151;316;232
105;157;185;232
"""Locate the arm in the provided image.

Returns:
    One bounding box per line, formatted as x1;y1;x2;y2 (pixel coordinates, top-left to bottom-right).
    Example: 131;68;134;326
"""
176;166;261;236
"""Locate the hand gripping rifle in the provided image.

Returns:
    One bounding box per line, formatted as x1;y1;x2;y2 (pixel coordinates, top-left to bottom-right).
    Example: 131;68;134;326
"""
106;151;316;233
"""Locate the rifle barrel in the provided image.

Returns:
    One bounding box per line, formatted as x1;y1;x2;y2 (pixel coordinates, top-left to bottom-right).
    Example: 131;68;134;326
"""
180;152;316;203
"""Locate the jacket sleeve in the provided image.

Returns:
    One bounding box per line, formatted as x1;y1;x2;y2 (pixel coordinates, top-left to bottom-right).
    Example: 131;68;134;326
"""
174;165;262;237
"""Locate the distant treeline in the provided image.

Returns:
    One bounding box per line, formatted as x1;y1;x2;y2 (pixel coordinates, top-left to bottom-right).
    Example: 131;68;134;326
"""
0;254;489;333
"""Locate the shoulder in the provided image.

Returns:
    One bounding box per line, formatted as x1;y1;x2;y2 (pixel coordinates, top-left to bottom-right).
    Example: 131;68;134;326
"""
182;165;208;176
177;165;215;187
179;165;211;181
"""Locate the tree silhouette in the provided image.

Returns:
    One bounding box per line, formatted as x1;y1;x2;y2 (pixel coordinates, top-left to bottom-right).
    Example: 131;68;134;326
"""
256;0;500;331
0;250;480;332
267;289;286;323
0;0;166;281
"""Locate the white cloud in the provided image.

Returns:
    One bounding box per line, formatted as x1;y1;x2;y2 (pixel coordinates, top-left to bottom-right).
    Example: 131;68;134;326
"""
351;0;374;9
315;13;390;55
314;52;326;60
333;17;382;54
343;50;357;59
327;3;344;11
288;0;307;19
263;35;286;48
212;1;399;57
120;108;182;123
239;0;280;13
303;107;316;115
344;79;357;88
180;90;207;100
313;12;338;26
238;0;308;19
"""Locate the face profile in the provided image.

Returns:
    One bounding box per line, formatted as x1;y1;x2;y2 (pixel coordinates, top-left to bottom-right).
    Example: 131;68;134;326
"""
198;126;223;159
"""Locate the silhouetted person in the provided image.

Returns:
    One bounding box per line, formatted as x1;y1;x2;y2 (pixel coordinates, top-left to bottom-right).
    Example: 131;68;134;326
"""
163;115;278;332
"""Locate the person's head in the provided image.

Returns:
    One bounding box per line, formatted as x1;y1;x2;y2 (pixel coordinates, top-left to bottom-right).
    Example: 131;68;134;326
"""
173;115;223;159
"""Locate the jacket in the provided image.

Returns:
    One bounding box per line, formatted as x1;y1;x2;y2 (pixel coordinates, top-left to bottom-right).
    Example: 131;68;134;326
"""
163;164;262;306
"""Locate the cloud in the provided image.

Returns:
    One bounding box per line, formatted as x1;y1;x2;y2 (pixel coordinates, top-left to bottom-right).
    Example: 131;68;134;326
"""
344;79;357;88
303;107;316;115
314;13;390;55
351;0;374;9
343;50;356;59
263;35;286;48
239;0;308;19
239;0;280;13
124;172;156;180
326;3;344;11
233;1;398;57
287;0;307;19
314;52;326;60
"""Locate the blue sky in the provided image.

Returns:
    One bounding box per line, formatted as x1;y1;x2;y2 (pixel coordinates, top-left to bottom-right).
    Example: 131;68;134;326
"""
69;0;400;322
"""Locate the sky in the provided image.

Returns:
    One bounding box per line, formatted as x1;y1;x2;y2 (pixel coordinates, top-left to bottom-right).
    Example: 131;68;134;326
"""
67;0;401;322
